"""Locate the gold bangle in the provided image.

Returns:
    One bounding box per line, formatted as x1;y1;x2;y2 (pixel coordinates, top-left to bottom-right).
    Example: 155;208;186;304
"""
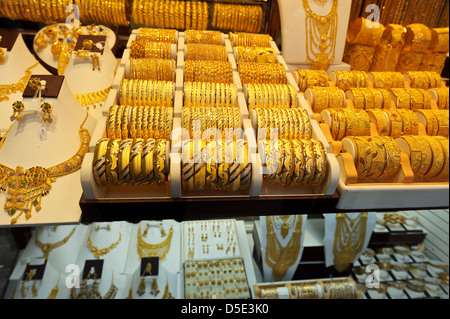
415;109;439;136
422;136;445;179
92;138;110;186
342;109;370;136
130;138;144;184
396;109;419;135
385;110;403;137
400;136;433;177
367;109;390;136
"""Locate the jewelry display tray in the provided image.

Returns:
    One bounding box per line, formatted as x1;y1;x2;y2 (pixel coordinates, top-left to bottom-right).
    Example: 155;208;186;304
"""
299;80;449;210
80;30;340;201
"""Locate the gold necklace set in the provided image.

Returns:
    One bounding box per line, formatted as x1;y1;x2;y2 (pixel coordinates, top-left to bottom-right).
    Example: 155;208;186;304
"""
34;226;77;260
137;224;174;260
87;226;122;259
0;62;39;102
265;215;303;281
333;213;368;272
0;114;91;224
303;0;338;70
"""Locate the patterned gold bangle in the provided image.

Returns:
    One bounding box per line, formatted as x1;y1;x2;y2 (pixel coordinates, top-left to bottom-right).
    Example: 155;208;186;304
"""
385;110;404;137
431;88;449;110
92;138;110;186
400;135;433;177
117;139;133;185
349;88;365;109
396;109;419;135
378;136;401;179
310;87;330;113
434;136;449;179
105;138;120;185
107;105;118;138
367;136;387;179
350;136;374;179
434;110;449;138
342;109;370;136
422;136;445;179
391;88;411;109
311;139;327;185
327;109;344;140
367;109;390;136
291;139;305;186
415;109;439;136
301;138;316;185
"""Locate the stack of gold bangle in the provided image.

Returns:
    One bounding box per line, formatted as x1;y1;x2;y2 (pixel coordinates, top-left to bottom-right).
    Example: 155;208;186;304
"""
185;43;228;62
254;108;312;140
182;107;241;139
323;279;359;299
184;61;233;84
76;0;129;26
229;32;271;48
260;138;327;187
234;47;276;64
93;137;169;186
212;3;262;33
130;58;176;81
325;109;371;140
397;135;449;179
136;28;177;43
246;83;298;109
1;0;71;23
369;71;405;89
367;109;419;137
185;30;222;45
390;88;431;110
405;71;442;89
332;71;369;90
238;62;287;85
430;88;449;110
107;105;173;140
184;82;237;108
259;287;280;299
293;282;323;299
132;0;208;30
180;139;251;192
347;88;390;109
414;110;449;138
130;41;172;59
308;87;345;113
345;136;402;180
119;79;174;107
294;69;329;92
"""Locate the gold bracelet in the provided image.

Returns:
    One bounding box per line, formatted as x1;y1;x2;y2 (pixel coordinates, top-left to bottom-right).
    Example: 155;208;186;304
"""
367;109;390;136
399;136;433;177
378;136;401;179
415;109;439;136
422;136;445;179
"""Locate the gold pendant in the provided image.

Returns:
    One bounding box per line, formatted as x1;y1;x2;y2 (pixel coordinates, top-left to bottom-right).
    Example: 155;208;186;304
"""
334;246;355;273
312;53;331;71
272;251;289;281
281;222;290;239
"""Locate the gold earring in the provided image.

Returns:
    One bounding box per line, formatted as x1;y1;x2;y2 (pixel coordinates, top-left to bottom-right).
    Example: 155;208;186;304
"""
91;53;100;71
40;102;53;124
11;101;24;121
150;278;160;296
137;277;146;296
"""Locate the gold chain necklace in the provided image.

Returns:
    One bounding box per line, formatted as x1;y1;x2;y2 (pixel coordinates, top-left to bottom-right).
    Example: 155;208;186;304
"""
34;226;77;260
271;215;296;239
265;215;303;281
0;62;39;102
87;228;122;259
333;213;368;272
0;113;91;224
313;0;328;7
137;224;173;260
303;0;338;70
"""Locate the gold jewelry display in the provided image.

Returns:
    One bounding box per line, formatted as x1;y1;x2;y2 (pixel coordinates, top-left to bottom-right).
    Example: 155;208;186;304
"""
130;41;172;59
346;136;401;180
181;139;251;192
294;282;322;299
238;62;287;85
93;138;169;186
130;58;176;81
333;71;368;90
137;224;173;260
119;79;174;107
326;108;371;140
303;0;338;70
308;87;345;113
186;43;228;62
0;62;39;102
255;108;311;140
40;102;53;124
185;30;222;45
34;226;77;260
406;71;442;89
132;0;208;30
294;69;329;92
212;3;262;33
246;83;298;109
46;276;60;299
370;24;408;72
184;82;238;108
0;114;91;224
10;101;25;121
369;71;405;89
184;61;233;84
76;0;129;26
229;32;271;48
72;270;118;299
106;105;173;140
415;109;449;138
265;215;303;281
235;46;277;64
87;227;122;259
431;88;449;110
136;28;177;43
333;213;368;272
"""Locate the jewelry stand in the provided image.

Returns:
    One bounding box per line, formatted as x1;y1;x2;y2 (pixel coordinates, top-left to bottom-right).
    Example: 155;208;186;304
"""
0;32;50;131
74;222;134;275
322;212;376;270
278;0;352;69
123;220;182;299
33;24;117;74
259;215;308;283
0;76;97;226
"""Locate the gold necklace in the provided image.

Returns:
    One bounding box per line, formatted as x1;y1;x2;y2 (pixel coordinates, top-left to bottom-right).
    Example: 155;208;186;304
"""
137;224;173;260
303;0;338;70
271;215;296;239
87;228;122;259
0;62;40;102
265;215;303;281
333;213;368;272
34;226;77;260
74;86;112;110
0;113;91;224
